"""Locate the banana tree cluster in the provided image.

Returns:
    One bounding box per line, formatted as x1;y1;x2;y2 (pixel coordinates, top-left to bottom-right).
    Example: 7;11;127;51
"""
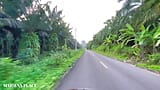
88;0;160;63
0;0;80;62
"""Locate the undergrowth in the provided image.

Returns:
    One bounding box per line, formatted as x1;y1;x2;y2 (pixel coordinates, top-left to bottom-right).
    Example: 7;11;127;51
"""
0;49;84;90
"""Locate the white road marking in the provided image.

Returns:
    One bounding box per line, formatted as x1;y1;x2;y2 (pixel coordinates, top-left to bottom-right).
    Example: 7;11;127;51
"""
90;51;160;77
89;52;109;69
99;61;108;69
90;53;100;62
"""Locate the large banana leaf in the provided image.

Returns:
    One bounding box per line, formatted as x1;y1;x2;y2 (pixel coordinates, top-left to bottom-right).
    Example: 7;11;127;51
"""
0;18;22;29
153;26;160;39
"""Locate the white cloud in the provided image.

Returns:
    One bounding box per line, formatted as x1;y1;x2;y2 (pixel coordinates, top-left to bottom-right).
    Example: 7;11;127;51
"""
41;0;123;43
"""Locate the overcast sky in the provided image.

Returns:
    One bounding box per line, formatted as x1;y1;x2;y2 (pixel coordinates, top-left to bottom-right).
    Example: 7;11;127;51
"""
42;0;124;43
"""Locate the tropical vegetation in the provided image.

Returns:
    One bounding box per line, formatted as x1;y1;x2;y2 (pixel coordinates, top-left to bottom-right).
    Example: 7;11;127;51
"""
88;0;160;71
0;0;83;89
0;50;83;90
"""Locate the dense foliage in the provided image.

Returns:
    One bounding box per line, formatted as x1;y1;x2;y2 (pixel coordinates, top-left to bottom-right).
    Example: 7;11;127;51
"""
0;50;84;90
88;0;160;65
0;0;80;61
0;0;83;89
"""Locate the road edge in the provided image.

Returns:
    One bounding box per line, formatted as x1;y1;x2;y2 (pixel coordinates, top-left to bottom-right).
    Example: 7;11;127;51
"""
53;52;85;90
92;50;160;76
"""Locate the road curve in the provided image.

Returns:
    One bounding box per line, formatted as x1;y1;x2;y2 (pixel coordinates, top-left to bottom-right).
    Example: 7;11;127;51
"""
55;50;160;90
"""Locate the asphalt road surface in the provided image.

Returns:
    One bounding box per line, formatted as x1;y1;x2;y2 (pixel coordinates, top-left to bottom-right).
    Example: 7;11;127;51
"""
55;50;160;90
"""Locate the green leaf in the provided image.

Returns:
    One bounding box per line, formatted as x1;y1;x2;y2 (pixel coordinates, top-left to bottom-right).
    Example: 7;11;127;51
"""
140;24;146;31
153;26;160;39
126;23;134;31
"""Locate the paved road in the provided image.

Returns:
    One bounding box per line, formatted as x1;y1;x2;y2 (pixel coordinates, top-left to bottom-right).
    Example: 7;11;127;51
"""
55;50;160;90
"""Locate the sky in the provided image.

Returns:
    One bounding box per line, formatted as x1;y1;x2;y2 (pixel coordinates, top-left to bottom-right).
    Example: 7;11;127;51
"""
41;0;124;43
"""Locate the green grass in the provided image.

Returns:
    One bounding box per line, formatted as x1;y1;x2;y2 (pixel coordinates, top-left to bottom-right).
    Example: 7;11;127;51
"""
94;49;160;73
136;63;160;72
94;50;128;62
0;49;84;90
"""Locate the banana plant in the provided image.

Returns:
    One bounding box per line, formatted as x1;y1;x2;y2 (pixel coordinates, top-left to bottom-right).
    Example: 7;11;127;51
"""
103;34;117;52
152;25;160;53
118;23;137;47
103;35;117;45
153;25;160;45
135;24;160;54
118;24;156;59
135;25;153;47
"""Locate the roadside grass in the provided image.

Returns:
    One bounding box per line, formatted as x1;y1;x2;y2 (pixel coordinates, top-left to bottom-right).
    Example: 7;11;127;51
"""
0;49;84;90
93;49;160;73
94;50;128;62
136;63;160;72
